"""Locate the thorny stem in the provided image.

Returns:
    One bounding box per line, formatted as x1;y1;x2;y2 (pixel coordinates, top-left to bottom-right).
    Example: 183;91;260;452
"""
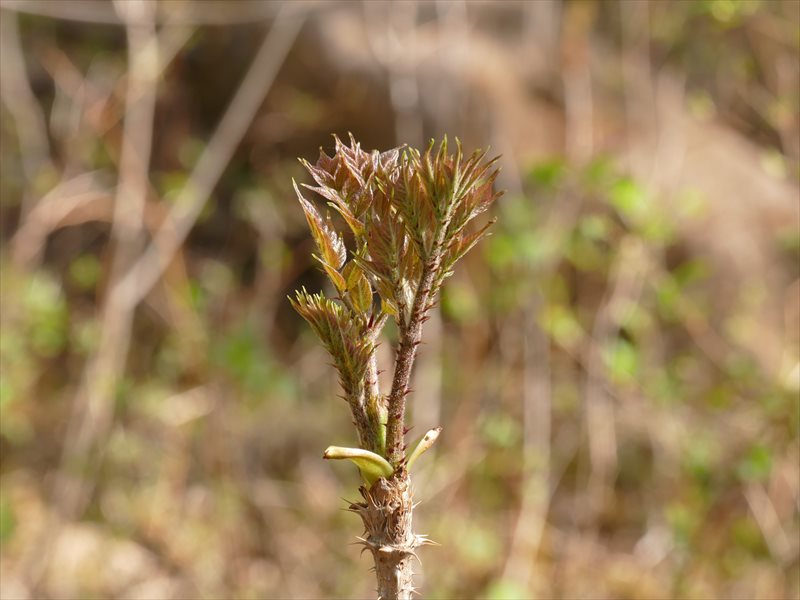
353;472;419;600
385;223;449;466
292;136;501;600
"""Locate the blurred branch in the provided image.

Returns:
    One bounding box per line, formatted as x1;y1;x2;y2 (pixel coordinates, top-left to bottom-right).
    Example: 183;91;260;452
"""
0;0;124;24
500;304;552;593
0;0;319;25
496;134;554;592
561;0;594;164
0;10;55;216
11;172;113;265
744;482;792;563
583;236;647;523
363;0;423;147
35;25;191;145
14;14;307;535
35;45;117;166
646;257;731;373
58;0;162;520
20;3;162;589
620;0;653;171
9;24;191;269
115;2;307;309
523;0;558;63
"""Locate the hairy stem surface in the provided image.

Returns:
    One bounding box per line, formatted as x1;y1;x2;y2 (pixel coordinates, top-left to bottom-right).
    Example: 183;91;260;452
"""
352;471;420;600
385;225;448;466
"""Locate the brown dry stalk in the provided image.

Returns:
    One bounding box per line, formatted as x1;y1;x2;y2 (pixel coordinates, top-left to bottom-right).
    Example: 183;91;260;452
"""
292;134;500;599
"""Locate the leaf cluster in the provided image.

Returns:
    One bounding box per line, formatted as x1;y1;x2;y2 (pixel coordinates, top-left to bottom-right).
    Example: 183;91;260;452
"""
291;134;501;461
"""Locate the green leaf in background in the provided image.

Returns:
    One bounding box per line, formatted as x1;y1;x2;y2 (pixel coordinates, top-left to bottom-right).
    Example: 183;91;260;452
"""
540;304;584;351
527;158;565;190
177;137;206;169
485;233;516;270
200;259;235;302
0;494;15;544
609;176;647;221
24;273;68;358
582;154;615;189
603;338;640;385
579;213;612;242
158;170;191;203
666;500;701;548
480;413;521;449
441;281;480;323
703;0;761;26
188;280;206;311
641;215;676;245
68;254;102;290
566;229;607;272
703;384;733;409
730;516;769;557
455;520;501;567
683;433;719;487
676;188;709;219
656;276;682;322
736;443;773;482
674;259;710;287
486;578;530;600
211;326;272;397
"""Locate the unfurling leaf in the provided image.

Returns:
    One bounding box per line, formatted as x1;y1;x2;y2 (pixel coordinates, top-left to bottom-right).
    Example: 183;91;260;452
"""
446;218;497;268
343;262;373;314
406;427;442;470
317;257;347;292
323;445;394;485
293;135;500;465
289;289;372;397
293;179;346;269
381;297;398;317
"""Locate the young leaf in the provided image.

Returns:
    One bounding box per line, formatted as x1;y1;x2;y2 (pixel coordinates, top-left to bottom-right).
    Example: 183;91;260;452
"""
343;262;373;314
323;446;394;485
315;256;347;293
406;427;442;470
293;179;346;269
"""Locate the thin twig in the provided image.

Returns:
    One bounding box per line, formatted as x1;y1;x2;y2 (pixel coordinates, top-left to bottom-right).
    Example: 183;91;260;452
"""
60;0;161;509
500;300;552;592
363;0;423;147
22;1;161;587
583;236;647;524
115;3;307;309
561;0;594;165
496;124;553;594
385;220;449;466
0;11;56;217
10;24;191;268
11;172;113;266
744;482;793;562
0;0;321;26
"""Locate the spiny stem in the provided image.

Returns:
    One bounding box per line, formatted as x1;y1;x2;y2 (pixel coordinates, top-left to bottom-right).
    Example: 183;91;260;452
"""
291;135;501;600
385;224;448;466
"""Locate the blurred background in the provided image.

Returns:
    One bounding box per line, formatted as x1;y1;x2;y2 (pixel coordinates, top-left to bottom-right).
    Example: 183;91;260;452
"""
1;1;799;598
